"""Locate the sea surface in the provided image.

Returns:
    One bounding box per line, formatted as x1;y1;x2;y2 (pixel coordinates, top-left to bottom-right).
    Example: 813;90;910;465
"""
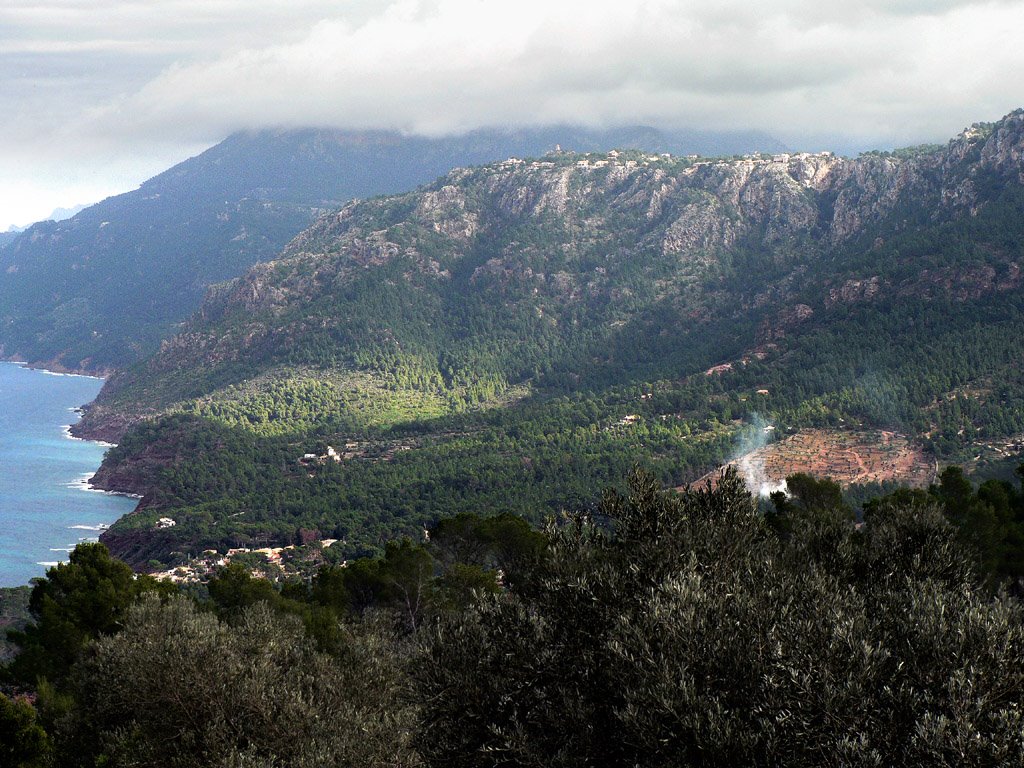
0;362;138;586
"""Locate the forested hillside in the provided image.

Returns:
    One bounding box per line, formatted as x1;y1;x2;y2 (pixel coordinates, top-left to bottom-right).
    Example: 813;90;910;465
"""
0;126;780;373
5;111;1024;768
71;110;1024;569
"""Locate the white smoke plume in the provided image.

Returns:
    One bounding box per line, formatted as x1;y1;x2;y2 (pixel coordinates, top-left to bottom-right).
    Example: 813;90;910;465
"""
731;413;787;498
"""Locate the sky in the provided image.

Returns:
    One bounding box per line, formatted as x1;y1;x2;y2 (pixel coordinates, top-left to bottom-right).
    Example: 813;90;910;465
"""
3;0;1024;230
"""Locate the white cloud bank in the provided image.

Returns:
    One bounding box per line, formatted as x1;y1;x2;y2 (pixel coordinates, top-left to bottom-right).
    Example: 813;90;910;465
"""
3;0;1024;228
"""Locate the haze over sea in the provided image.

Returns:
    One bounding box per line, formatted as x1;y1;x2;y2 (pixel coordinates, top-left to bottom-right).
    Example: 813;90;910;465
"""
0;362;137;586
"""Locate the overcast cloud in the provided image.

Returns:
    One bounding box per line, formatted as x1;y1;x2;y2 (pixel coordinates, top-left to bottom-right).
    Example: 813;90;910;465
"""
3;0;1024;229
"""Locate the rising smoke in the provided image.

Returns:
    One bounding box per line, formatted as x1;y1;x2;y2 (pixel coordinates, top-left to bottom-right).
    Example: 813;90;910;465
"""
732;413;787;498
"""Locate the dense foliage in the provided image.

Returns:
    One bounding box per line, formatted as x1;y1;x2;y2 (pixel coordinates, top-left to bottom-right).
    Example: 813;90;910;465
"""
881;465;1024;582
0;588;31;663
3;545;172;688
3;471;1023;766
0;692;48;768
98;271;1024;566
417;471;1024;766
62;597;417;768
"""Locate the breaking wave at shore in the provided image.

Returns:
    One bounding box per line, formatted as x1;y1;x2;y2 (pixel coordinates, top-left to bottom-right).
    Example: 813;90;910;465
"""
0;362;137;586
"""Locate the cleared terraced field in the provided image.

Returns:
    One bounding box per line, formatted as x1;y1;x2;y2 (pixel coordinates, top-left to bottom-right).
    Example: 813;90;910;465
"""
694;429;937;494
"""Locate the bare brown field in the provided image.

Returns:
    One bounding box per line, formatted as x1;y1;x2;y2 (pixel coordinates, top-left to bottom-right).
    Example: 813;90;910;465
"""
691;429;937;493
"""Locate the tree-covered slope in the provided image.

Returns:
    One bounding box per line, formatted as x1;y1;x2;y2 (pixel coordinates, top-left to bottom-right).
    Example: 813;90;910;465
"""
86;111;1024;428
0;126;783;373
78;109;1024;567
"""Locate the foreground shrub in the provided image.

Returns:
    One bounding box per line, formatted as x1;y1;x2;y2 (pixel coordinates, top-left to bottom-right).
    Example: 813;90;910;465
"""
416;470;1024;767
55;595;417;768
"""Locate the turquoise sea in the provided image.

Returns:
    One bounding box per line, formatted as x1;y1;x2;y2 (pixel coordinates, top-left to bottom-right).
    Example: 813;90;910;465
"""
0;362;138;586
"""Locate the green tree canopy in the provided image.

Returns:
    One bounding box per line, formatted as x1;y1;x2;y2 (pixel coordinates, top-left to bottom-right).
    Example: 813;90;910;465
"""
0;693;49;768
5;543;169;687
416;469;1024;767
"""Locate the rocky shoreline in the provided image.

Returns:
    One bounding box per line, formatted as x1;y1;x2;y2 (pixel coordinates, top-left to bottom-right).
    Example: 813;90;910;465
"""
0;353;114;379
3;359;153;549
68;403;138;445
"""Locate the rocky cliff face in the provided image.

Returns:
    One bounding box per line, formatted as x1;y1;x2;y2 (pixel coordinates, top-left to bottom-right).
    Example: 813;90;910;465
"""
78;109;1024;443
242;111;1024;279
4;125;785;374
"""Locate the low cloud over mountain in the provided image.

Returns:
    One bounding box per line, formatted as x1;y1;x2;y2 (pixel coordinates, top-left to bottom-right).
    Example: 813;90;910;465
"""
4;0;1024;228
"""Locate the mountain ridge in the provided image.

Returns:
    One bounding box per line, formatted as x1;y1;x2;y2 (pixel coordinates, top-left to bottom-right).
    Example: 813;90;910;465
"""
80;110;1024;439
69;109;1024;567
0;125;785;374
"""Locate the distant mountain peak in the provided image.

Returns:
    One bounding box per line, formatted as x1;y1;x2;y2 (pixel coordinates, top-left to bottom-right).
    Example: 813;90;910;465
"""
46;203;88;222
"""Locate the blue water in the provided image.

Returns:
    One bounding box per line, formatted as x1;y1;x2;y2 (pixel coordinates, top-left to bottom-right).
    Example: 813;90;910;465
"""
0;362;138;586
